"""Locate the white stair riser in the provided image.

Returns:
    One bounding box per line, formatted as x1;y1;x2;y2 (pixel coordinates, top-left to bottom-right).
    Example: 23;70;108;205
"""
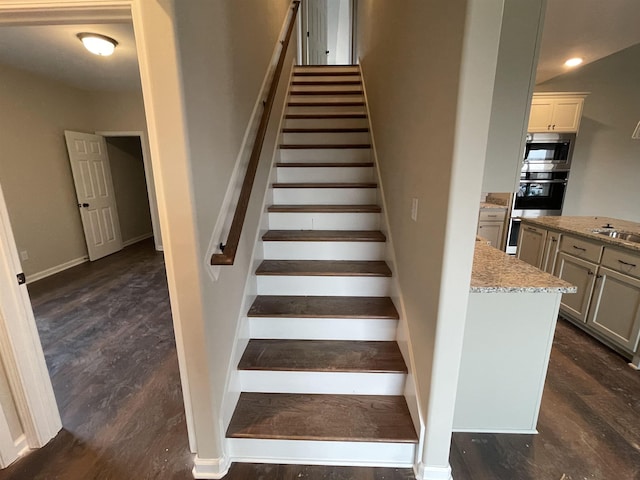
249;317;398;341
284;117;368;129
268;212;380;230
282;132;370;144
273;188;376;205
263;241;385;260
276;166;374;183
280;148;371;163
256;276;391;296
287;105;366;114
239;371;405;395
227;439;415;468
292;75;361;83
294;66;359;74
290;85;363;93
290;95;364;103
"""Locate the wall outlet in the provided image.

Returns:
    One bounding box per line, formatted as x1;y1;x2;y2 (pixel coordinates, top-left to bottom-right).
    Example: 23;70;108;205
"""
20;250;28;261
411;198;419;222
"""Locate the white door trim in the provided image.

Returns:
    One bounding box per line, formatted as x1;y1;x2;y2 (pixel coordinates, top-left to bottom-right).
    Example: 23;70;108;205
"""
0;182;62;452
0;0;197;455
95;130;163;251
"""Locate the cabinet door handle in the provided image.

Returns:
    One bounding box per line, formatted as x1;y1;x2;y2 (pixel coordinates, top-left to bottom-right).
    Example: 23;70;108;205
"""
596;274;603;279
572;245;586;252
618;259;637;268
551;238;557;242
552;124;556;130
547;124;551;130
487;214;498;218
587;270;594;276
525;227;537;232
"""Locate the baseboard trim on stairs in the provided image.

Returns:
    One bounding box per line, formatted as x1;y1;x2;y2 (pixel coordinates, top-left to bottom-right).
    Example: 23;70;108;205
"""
192;454;231;479
414;461;453;480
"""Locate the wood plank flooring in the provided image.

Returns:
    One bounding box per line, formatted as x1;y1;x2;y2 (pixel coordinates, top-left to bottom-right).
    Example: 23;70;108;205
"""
1;240;637;479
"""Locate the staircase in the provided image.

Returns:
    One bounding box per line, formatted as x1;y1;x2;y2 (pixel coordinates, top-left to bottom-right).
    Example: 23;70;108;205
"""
226;65;418;467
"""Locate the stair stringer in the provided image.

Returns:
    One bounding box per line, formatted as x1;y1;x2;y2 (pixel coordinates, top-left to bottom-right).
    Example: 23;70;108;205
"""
216;61;296;464
358;61;427;471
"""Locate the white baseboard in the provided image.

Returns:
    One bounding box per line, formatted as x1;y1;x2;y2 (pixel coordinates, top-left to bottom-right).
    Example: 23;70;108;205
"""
122;232;153;247
26;256;88;284
414;462;453;480
14;434;28;457
192;455;231;479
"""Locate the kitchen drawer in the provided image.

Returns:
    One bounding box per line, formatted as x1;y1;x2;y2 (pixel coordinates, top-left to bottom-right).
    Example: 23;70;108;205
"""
479;209;507;222
601;247;640;279
559;235;602;263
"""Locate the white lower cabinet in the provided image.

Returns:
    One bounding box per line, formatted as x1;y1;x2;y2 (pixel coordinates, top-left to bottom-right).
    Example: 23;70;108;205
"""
517;225;547;268
587;267;640;351
542;231;560;274
477;208;506;249
554;252;598;323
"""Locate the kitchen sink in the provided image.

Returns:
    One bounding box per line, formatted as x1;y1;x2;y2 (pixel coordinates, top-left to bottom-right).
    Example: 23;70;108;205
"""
595;230;640;243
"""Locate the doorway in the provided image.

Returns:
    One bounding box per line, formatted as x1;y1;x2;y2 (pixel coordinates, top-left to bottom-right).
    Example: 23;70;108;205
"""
301;0;356;65
0;5;186;470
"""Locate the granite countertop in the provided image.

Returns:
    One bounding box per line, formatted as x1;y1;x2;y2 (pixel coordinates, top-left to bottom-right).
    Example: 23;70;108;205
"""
470;240;576;294
479;202;507;209
520;216;640;253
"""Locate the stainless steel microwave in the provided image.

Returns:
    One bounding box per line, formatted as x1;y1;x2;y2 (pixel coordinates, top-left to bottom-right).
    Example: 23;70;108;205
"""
522;132;576;172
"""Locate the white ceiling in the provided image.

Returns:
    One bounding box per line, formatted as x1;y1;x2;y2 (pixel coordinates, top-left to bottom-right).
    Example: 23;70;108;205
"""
536;0;640;84
0;23;141;92
0;2;638;91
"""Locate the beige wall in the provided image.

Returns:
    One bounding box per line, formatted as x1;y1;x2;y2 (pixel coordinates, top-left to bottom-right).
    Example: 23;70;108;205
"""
536;44;640;223
171;0;293;459
0;64;92;277
0;62;150;278
106;137;152;242
357;0;503;473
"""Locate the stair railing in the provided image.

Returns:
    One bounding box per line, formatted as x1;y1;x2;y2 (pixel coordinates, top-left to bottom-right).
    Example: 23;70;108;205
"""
211;0;300;266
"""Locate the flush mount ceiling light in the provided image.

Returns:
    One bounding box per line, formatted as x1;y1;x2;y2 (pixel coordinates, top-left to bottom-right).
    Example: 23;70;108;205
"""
564;57;583;67
77;33;118;56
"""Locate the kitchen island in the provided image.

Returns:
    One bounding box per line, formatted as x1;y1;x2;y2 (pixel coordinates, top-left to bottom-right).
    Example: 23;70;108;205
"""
453;240;575;433
517;216;640;368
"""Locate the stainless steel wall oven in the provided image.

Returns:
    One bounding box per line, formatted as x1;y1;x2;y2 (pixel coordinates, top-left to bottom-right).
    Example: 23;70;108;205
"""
506;132;576;254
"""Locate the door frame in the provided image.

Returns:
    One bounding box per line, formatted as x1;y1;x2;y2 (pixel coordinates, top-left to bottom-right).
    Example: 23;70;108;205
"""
95;130;163;251
0;0;198;459
0;180;61;455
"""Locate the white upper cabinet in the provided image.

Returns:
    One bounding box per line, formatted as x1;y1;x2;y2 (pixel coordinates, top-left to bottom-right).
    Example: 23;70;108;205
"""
528;94;587;133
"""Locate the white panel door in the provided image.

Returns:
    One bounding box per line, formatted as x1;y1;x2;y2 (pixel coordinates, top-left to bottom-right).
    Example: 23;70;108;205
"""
307;0;328;65
64;131;123;261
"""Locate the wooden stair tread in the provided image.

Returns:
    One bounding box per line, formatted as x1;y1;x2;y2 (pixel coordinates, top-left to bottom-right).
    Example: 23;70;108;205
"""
282;127;369;133
290;91;363;96
285;113;367;119
288;101;365;107
248;295;399;319
256;260;391;277
272;182;376;189
292;80;362;86
227;392;417;443
262;230;385;242
238;339;407;373
280;144;371;149
275;162;374;168
268;204;380;213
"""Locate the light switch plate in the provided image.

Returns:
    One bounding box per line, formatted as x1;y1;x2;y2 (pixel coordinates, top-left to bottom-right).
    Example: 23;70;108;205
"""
632;121;640;139
411;198;418;222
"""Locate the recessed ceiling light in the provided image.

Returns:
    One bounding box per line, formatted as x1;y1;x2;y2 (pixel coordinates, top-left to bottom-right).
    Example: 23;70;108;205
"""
564;57;583;67
77;33;118;56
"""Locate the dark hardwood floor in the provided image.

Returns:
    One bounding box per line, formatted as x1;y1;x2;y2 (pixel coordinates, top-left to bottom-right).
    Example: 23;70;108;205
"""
1;240;637;479
451;319;640;480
